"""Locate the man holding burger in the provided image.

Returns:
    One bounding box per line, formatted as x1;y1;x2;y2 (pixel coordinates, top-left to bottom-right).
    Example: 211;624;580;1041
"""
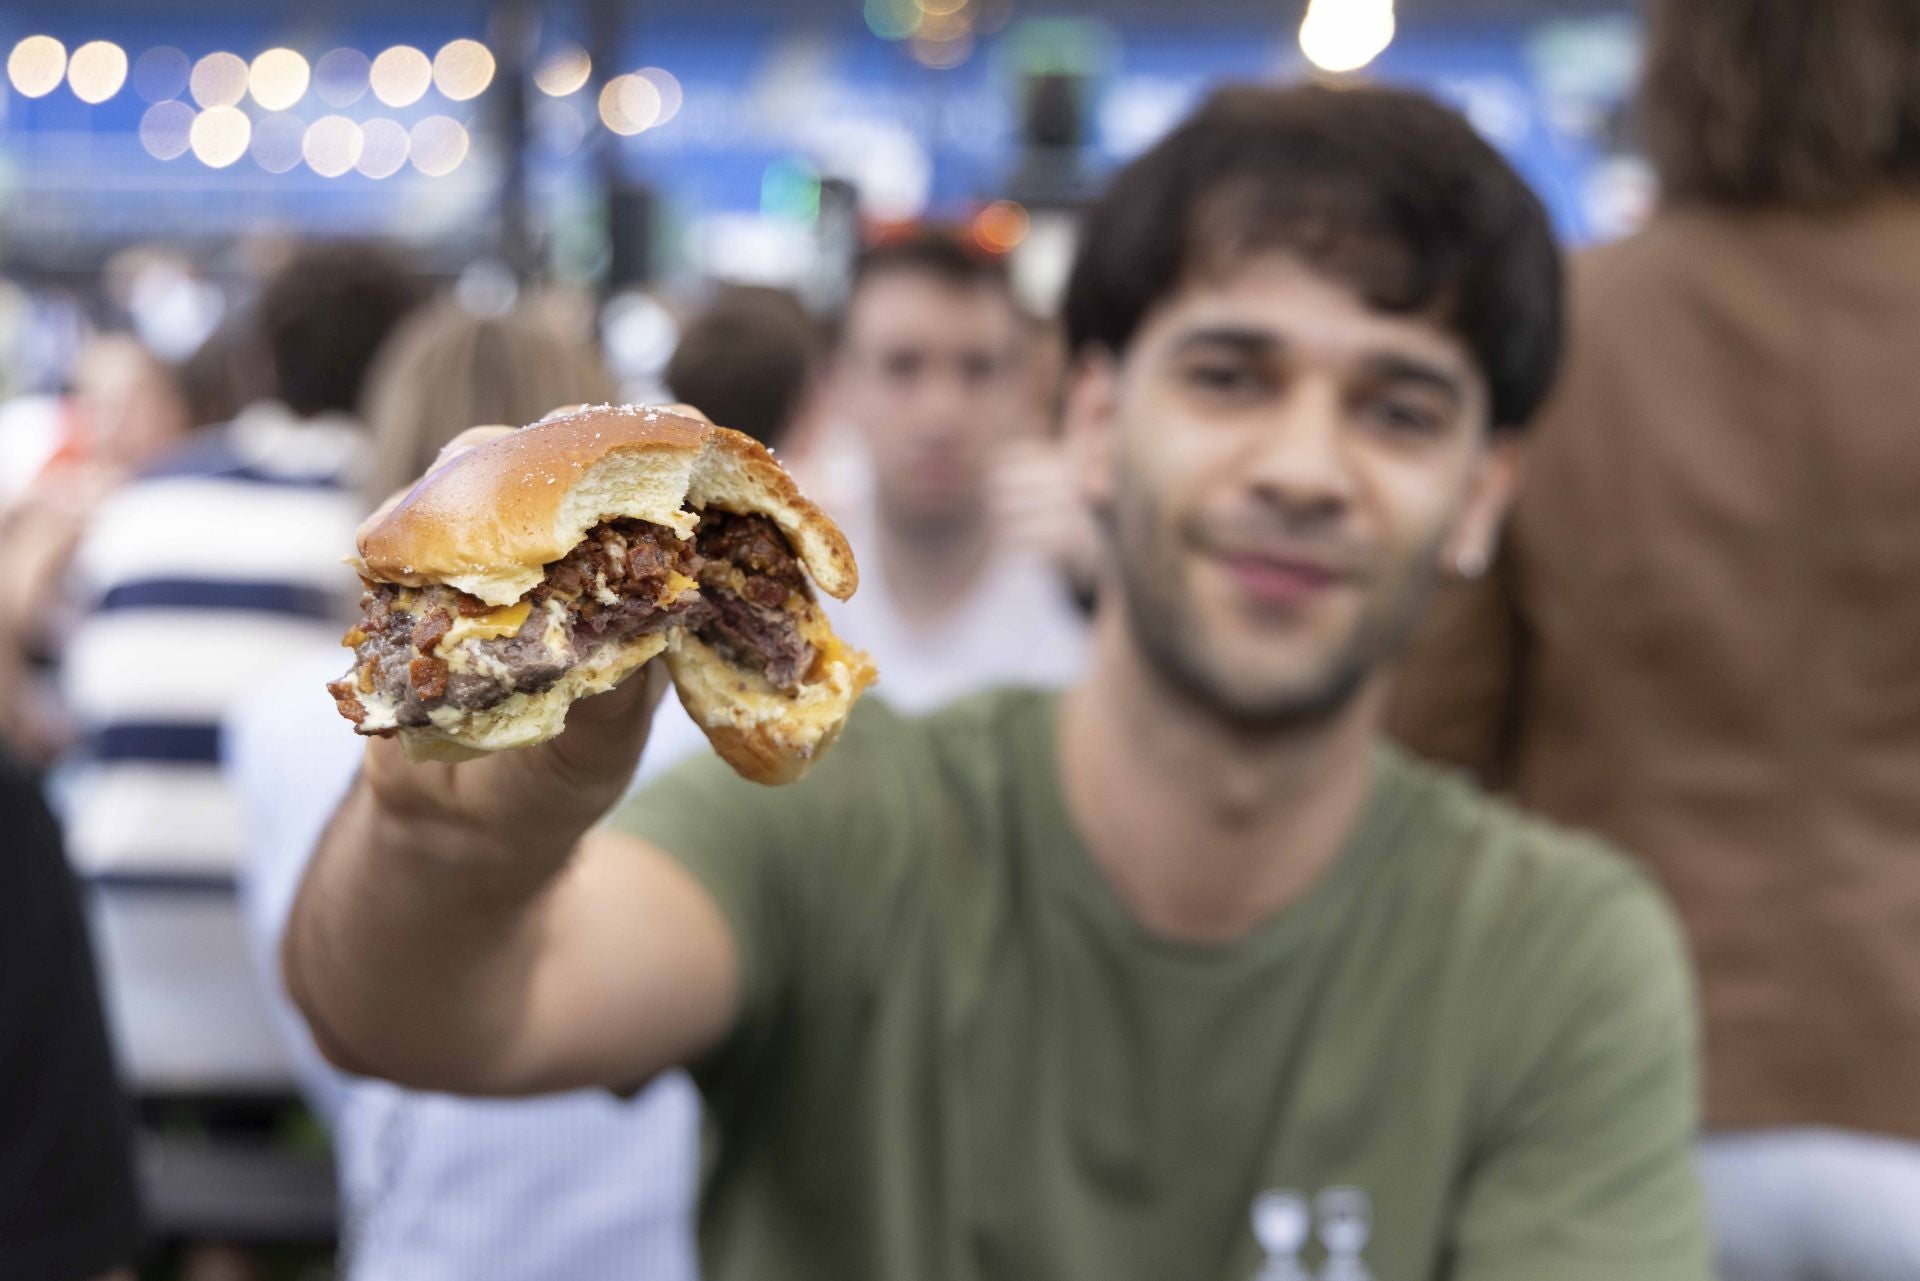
287;85;1709;1280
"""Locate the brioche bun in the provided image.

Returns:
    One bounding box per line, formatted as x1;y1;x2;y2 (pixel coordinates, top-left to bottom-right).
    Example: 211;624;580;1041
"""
354;405;871;780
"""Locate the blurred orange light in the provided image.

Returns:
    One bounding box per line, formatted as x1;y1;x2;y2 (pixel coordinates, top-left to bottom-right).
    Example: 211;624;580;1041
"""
921;0;972;15
911;32;975;68
973;200;1030;253
7;36;66;99
918;10;974;41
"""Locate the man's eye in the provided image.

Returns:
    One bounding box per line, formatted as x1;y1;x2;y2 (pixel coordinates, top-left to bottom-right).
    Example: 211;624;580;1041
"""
1367;399;1444;437
960;354;998;385
1185;363;1263;396
881;352;923;381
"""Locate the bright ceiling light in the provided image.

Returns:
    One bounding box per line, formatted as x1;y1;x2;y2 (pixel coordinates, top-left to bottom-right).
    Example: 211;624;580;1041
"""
1299;0;1396;74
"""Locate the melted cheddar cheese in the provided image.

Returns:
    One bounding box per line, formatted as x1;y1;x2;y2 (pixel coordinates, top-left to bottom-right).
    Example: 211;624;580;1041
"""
442;599;533;647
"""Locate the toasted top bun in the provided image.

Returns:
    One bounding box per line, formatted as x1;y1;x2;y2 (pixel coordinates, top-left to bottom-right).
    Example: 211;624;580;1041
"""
356;405;858;607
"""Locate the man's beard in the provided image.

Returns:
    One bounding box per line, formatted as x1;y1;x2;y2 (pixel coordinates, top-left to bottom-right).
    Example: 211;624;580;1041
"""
1110;488;1447;734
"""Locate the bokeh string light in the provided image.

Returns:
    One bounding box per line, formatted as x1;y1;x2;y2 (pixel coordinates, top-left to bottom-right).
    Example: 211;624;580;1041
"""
249;112;307;174
248;47;310;111
139;100;195;160
409;115;469;176
534;44;591;97
39;30;686;172
432;38;495;101
132;46;190;103
68;41;128;104
638;68;683;126
864;0;980;67
189;104;252;168
7;36;68;99
190;52;249;108
598;73;663;136
972;200;1030;253
356;118;411;179
303;115;365;178
314;47;371;107
370;45;432;108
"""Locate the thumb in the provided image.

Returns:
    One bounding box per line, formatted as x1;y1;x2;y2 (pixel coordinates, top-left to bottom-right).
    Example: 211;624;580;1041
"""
533;659;671;797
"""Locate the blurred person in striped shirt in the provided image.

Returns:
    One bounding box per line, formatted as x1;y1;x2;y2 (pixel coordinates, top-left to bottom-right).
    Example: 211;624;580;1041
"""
56;241;424;1094
227;297;702;1281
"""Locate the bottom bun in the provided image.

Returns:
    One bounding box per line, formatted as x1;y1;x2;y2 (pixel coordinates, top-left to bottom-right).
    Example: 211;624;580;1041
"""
398;633;671;763
665;607;877;785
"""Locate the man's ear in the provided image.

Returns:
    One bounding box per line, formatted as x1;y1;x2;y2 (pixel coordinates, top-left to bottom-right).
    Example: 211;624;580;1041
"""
1441;435;1520;579
1062;348;1120;512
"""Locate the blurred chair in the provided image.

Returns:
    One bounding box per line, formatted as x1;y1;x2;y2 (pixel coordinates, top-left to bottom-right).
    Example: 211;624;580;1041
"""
1389;3;1920;1277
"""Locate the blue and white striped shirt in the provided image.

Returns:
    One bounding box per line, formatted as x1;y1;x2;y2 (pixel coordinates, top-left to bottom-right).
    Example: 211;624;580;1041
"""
59;401;365;1090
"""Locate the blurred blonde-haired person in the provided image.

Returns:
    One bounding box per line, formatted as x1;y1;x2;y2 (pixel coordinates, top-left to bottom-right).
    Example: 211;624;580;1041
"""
1390;2;1920;1276
226;299;701;1281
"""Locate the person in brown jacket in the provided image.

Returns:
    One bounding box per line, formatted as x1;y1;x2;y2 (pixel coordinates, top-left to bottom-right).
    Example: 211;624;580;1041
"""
1389;2;1920;1277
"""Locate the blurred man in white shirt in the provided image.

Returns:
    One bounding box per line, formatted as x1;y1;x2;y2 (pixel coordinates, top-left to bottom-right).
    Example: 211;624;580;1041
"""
816;233;1087;710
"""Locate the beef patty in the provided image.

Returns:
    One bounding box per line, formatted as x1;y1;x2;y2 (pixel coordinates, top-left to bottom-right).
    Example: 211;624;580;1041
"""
329;509;815;733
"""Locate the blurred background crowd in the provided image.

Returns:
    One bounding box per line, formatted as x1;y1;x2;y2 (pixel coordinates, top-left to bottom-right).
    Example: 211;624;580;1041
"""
2;0;1918;1279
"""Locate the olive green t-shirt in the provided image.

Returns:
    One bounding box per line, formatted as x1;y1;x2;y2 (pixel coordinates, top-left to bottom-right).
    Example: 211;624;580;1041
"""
612;689;1708;1281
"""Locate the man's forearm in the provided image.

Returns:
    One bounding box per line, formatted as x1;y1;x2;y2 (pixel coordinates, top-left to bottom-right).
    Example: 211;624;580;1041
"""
283;772;578;1093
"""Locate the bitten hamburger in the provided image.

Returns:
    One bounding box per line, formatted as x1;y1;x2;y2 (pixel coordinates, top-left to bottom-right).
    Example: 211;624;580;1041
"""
326;404;876;784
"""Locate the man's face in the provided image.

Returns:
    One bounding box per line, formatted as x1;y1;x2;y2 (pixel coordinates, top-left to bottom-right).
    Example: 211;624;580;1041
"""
833;272;1020;531
1068;255;1514;728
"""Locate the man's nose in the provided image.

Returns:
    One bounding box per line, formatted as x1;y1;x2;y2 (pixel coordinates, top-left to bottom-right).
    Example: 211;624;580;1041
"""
1239;378;1358;525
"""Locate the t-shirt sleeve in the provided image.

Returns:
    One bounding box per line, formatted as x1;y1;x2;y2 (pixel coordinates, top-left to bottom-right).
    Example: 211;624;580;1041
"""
1448;866;1711;1281
606;702;914;1100
0;755;143;1281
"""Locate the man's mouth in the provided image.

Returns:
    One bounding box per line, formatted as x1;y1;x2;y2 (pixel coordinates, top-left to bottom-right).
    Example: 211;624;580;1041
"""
1197;532;1366;609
